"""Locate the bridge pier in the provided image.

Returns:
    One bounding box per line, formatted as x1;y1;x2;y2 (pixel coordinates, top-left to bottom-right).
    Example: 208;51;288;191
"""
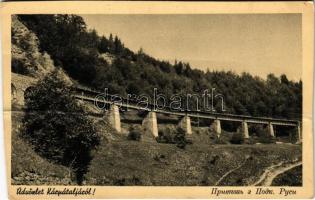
296;122;302;143
107;104;121;133
241;120;249;140
178;115;192;135
210;119;221;137
268;122;275;137
142;112;158;138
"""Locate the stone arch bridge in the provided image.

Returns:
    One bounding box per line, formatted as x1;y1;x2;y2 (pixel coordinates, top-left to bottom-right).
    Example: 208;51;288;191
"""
11;72;302;143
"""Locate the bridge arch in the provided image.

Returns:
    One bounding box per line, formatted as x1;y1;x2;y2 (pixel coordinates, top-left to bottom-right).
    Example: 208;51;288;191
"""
11;73;37;106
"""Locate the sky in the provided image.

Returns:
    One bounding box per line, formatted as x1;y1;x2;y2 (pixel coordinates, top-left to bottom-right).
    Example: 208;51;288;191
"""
81;14;302;81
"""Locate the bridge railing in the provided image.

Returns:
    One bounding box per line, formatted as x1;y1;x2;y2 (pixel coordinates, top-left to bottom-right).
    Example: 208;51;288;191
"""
71;86;300;126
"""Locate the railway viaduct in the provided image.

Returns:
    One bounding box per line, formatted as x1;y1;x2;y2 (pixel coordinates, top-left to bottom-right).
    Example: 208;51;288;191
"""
11;72;302;143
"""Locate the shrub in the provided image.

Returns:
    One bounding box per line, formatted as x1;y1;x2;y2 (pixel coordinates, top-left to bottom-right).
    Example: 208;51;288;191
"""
258;135;276;144
127;127;142;141
214;135;229;144
22;69;100;184
230;132;244;144
157;127;191;148
157;128;174;143
12;58;29;75
253;127;276;144
185;137;193;145
174;127;187;149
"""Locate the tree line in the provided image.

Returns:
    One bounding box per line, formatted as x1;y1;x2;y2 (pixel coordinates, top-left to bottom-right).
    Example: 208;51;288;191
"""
17;14;302;120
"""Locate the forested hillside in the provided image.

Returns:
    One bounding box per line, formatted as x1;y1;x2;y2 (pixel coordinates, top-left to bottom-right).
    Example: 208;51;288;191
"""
15;14;302;120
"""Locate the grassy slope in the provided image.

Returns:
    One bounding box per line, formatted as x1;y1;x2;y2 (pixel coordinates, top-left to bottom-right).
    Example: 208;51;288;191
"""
11;112;72;185
12;112;302;186
86;136;302;186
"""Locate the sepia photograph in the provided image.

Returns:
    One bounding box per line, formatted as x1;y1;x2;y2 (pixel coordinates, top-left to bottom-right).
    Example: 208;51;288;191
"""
1;1;314;199
10;13;303;186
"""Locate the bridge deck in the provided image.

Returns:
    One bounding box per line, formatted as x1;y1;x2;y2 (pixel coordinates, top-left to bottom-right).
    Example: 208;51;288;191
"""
74;94;298;127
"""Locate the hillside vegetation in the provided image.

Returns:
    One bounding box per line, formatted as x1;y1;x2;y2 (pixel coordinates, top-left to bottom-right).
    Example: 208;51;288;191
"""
17;14;302;120
87;137;302;186
12;112;302;186
11;15;54;77
11;15;302;186
271;165;302;186
11;112;73;185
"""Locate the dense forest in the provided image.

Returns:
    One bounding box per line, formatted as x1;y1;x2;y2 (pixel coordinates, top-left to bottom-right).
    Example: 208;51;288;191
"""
14;14;302;120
